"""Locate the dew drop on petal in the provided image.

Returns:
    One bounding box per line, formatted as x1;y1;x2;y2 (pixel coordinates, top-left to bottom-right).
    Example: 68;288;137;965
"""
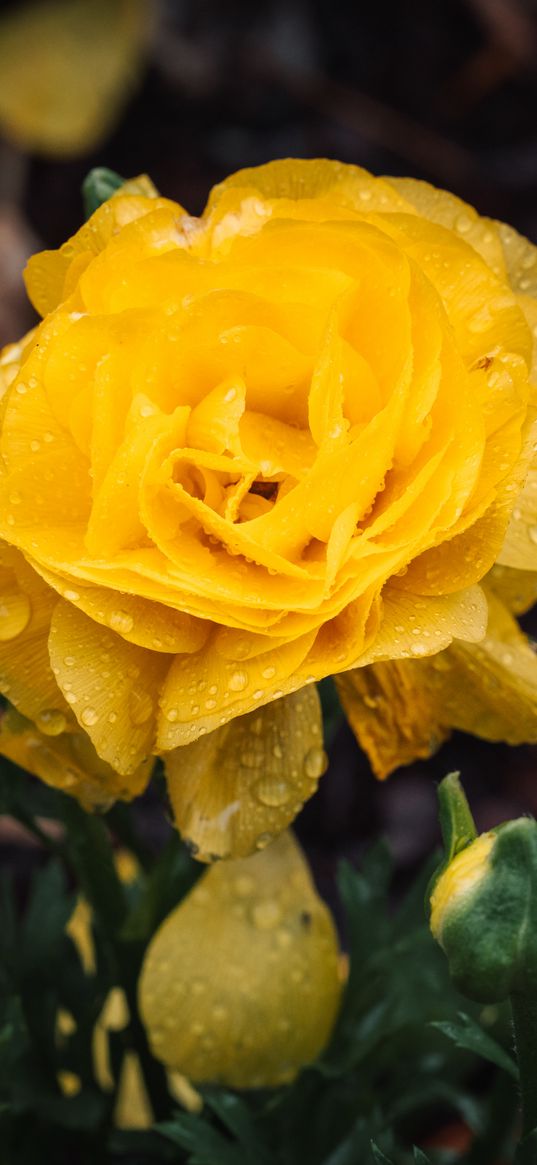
303;747;328;780
0;591;31;640
252;899;282;930
36;709;67;736
254;777;292;807
81;706;99;727
108;610;134;634
229;670;248;692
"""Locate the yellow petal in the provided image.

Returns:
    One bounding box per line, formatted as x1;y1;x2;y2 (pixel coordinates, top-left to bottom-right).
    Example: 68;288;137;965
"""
0;0;148;158
164;687;327;861
48;599;169;775
114;1052;153;1130
356;583;488;665
497;461;537;571
0;705;150;809
341;589;537;777
205;158;412;218
139;832;342;1088
386;176;507;278
487;563;537;615
336;662;449;780
0;544;68;722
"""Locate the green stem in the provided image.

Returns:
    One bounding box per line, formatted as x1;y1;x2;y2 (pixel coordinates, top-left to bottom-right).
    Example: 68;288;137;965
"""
511;993;537;1139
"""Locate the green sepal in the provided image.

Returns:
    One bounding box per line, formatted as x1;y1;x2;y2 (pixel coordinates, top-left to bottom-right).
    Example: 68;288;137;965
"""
82;167;125;217
426;772;477;909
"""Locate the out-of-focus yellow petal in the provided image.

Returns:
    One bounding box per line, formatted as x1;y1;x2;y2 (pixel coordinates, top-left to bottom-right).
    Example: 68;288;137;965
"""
164;687;327;861
488;563;537;615
114;1052;153;1130
336;661;449;780
0;0;149;159
48;599;169;775
139;832;342;1088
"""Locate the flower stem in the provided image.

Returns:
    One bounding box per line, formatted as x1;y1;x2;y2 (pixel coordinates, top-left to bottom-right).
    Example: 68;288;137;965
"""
511;993;537;1139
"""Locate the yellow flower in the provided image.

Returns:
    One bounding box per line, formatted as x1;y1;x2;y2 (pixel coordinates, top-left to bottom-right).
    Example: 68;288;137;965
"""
1;159;537;849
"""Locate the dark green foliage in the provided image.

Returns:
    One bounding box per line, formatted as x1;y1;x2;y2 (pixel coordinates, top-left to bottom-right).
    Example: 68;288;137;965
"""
0;763;524;1163
82;167;125;216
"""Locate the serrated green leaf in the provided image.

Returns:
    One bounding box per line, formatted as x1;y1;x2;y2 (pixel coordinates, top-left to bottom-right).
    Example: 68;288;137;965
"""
431;1012;518;1080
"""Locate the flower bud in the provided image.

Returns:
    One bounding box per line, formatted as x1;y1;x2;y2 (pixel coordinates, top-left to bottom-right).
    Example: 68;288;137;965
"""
430;815;537;1003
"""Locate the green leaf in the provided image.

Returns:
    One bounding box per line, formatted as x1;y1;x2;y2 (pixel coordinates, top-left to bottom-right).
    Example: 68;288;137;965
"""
370;1144;394;1164
413;1150;431;1164
431;1012;518;1080
157;1112;248;1165
82;167;125;216
203;1091;275;1165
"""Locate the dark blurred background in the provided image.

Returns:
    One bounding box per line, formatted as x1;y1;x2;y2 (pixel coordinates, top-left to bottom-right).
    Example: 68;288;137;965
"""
1;0;537;895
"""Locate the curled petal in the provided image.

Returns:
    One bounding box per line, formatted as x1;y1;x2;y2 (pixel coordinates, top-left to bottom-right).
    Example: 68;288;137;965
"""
139;831;342;1088
164;687;327;861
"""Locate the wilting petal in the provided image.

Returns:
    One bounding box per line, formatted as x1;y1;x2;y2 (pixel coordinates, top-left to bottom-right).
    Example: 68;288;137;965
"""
336;661;449;779
48;600;169;775
164;687;327;860
340;589;537;777
139;831;342;1088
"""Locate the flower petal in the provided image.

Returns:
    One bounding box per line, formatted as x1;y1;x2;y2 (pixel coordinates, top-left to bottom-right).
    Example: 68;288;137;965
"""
0;705;151;809
164;687;326;861
48;599;169;775
139;831;342;1088
0;544;68;722
340;589;537;777
336;661;449;779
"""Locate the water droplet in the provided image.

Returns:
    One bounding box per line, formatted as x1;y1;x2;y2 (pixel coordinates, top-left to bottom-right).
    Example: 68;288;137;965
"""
0;592;31;641
205;698;216;710
262;665;276;680
108;711;118;724
272;743;283;759
81;706;99;727
229;669;248;692
456;213;472;234
166;708;178;722
108;609;134;634
63;655;76;667
65;692;78;705
64;589;80;602
254;776;292;807
303;747;328;780
36;709;67;736
253;688;263;700
255;831;274;850
252;899;282;930
30;440;40;453
129;689;153;726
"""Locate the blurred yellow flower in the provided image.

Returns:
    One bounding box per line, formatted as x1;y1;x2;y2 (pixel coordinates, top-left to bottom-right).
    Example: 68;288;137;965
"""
139;831;343;1087
1;159;537;847
0;0;149;157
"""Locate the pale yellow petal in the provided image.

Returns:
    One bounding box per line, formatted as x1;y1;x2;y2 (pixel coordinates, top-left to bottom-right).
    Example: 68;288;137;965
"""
387;176;506;278
139;832;342;1088
164;687;327;861
355;583;488;665
487;563;537;615
48;599;169;775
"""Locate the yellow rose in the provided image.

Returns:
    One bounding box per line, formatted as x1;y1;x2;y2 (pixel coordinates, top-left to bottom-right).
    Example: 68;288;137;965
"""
1;160;537;852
